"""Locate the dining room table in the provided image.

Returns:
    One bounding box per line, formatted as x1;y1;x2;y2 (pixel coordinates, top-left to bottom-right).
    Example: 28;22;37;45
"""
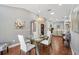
26;35;48;55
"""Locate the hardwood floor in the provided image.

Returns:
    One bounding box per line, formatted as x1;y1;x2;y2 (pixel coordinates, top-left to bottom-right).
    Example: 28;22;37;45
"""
39;36;72;55
50;36;72;55
2;36;72;55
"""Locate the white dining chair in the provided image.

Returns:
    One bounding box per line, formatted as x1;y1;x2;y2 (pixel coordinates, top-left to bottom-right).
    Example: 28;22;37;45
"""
18;35;36;55
40;31;52;54
40;31;52;45
0;43;8;55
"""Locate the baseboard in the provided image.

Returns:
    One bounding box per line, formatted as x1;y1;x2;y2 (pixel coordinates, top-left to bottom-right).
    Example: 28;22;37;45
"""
8;43;20;48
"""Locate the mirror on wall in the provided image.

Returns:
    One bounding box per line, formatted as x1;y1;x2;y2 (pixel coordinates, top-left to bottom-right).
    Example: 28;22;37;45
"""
71;7;79;33
30;16;46;37
30;20;36;34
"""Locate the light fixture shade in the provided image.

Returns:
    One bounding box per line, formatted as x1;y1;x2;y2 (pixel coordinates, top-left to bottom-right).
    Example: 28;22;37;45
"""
36;16;45;23
50;12;55;15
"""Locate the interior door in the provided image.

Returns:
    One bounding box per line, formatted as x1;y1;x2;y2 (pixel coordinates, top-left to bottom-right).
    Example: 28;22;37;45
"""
41;24;44;35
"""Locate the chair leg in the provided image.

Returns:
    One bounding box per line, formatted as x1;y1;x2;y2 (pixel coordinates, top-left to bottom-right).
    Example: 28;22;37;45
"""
20;50;21;55
30;47;36;55
1;51;3;55
50;43;52;48
34;47;37;55
44;45;50;55
20;48;36;55
7;47;9;53
29;50;31;55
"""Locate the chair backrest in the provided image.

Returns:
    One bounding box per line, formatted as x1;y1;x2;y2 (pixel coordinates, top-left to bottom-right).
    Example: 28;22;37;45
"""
64;31;71;41
47;31;51;44
18;35;27;51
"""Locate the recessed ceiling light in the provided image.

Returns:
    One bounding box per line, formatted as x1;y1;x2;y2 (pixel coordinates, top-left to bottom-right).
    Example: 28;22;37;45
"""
56;19;58;21
64;16;68;19
38;10;40;13
58;4;62;6
50;12;55;15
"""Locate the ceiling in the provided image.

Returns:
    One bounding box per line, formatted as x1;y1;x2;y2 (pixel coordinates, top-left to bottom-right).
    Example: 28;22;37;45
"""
6;4;79;21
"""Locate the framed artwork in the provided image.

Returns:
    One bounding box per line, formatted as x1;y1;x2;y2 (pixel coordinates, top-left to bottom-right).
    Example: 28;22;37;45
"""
15;19;25;29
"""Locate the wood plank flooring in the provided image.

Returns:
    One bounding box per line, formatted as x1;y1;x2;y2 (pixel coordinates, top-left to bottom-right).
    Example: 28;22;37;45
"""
2;36;72;55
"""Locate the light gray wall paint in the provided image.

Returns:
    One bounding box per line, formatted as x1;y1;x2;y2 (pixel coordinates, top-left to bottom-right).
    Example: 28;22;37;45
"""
53;21;64;30
71;31;79;54
0;5;36;45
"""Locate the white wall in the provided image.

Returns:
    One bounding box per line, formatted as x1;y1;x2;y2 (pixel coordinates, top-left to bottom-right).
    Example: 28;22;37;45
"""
0;5;36;45
71;31;79;54
53;21;64;36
